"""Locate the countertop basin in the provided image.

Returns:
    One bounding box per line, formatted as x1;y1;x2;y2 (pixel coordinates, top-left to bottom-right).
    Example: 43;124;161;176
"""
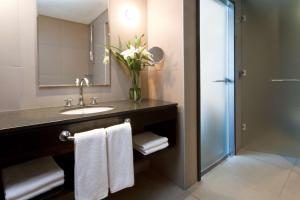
60;106;114;115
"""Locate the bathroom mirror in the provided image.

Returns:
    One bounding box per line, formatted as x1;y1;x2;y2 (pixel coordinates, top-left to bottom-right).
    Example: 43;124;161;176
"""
37;0;110;87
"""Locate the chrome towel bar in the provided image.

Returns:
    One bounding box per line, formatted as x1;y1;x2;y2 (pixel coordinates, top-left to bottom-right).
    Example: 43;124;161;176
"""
271;79;300;82
59;118;131;142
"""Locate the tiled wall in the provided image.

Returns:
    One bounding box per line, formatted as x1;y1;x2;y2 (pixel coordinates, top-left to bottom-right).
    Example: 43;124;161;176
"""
147;0;185;188
0;0;146;112
147;0;198;188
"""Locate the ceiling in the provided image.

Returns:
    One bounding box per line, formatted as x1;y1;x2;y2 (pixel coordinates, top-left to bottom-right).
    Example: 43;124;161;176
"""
37;0;108;24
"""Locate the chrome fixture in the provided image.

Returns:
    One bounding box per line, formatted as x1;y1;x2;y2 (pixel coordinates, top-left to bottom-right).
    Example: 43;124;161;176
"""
89;24;94;63
239;69;247;78
90;97;100;105
271;79;300;82
76;78;89;106
64;98;73;107
213;78;234;83
59;118;131;142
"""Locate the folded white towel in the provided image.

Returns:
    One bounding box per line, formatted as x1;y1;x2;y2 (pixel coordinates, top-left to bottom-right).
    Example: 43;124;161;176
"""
75;128;108;200
136;142;169;155
15;178;64;200
2;157;64;200
133;132;168;151
106;122;134;193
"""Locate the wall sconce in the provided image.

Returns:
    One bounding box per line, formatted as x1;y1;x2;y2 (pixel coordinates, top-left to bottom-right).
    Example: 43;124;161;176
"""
120;5;140;27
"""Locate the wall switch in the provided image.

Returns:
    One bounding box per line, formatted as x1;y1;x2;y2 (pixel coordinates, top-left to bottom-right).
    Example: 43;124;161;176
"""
242;123;247;132
241;15;247;23
239;69;247;78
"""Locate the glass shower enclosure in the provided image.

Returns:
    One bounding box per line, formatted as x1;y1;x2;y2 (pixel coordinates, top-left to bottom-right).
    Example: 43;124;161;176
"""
242;0;300;157
199;0;235;174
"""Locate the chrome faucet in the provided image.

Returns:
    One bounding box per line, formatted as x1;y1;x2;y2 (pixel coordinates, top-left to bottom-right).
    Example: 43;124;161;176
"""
75;78;89;106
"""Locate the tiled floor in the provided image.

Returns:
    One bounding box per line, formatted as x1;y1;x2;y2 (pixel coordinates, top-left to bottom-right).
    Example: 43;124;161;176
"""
189;150;300;200
55;150;300;200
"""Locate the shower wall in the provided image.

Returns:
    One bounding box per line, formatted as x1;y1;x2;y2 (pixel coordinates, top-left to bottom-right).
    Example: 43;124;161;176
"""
242;0;300;156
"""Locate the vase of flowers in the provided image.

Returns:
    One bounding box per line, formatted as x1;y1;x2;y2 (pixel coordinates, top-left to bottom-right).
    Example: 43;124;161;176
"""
104;34;154;103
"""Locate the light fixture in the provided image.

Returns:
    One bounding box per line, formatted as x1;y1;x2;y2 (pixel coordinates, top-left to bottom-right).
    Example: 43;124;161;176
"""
120;5;140;27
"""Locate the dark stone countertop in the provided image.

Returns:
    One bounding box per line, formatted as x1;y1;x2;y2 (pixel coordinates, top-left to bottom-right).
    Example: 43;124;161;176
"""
0;99;177;135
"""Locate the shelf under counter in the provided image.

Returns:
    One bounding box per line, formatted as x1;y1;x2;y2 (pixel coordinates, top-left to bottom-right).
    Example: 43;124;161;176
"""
0;99;178;200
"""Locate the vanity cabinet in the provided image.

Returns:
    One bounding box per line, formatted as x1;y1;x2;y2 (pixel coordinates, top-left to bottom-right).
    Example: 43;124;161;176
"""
0;100;177;199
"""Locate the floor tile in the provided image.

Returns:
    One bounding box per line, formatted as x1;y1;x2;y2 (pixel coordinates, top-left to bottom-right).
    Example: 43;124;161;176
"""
240;149;297;170
192;151;293;200
279;159;300;200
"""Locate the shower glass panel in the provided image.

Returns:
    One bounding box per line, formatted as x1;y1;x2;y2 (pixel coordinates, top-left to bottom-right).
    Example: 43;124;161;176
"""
200;0;235;173
242;0;300;156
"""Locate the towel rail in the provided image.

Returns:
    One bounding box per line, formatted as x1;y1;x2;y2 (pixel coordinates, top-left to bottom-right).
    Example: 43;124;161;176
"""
59;118;131;142
271;79;300;82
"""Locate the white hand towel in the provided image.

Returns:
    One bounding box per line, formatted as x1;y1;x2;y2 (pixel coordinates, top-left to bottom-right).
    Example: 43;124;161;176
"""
136;142;169;155
74;128;108;200
133;132;168;151
106;123;134;193
2;157;64;200
16;178;64;200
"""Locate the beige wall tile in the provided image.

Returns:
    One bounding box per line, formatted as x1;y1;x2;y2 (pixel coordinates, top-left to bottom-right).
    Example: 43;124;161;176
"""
19;0;36;68
0;66;24;111
183;0;198;188
0;0;20;67
147;0;186;188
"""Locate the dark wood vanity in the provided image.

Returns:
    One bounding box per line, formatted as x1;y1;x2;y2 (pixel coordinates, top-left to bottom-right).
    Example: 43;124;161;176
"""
0;100;177;199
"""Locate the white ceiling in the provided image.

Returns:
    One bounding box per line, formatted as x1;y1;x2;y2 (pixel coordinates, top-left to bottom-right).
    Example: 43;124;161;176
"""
38;0;108;24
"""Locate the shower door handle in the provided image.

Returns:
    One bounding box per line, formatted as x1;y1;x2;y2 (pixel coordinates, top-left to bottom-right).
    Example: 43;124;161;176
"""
213;78;234;83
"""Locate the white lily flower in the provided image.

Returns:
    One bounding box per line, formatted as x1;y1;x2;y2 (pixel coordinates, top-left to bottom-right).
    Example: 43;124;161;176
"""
142;49;153;58
121;45;139;59
103;55;110;64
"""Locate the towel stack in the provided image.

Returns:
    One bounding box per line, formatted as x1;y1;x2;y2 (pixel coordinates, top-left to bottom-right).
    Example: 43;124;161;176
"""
133;132;169;155
2;157;64;200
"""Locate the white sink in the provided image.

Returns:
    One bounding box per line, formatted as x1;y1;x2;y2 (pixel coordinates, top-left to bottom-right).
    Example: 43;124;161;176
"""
61;107;114;115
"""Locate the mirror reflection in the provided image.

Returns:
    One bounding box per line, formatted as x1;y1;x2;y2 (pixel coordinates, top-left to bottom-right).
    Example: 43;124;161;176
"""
37;0;110;87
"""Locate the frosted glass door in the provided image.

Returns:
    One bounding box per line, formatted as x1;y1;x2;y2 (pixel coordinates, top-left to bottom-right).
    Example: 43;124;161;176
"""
200;0;234;172
242;0;300;157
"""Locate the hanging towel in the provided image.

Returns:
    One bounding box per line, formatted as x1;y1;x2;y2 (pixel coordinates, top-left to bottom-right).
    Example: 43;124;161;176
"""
74;128;108;200
133;132;168;151
106;122;134;193
2;157;64;200
136;142;169;155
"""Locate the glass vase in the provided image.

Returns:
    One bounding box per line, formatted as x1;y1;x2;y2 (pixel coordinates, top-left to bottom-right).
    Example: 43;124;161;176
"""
129;70;142;103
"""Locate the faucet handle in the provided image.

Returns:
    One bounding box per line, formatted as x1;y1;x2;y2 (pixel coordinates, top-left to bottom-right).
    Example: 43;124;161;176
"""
90;97;100;105
64;98;73;107
75;78;80;86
